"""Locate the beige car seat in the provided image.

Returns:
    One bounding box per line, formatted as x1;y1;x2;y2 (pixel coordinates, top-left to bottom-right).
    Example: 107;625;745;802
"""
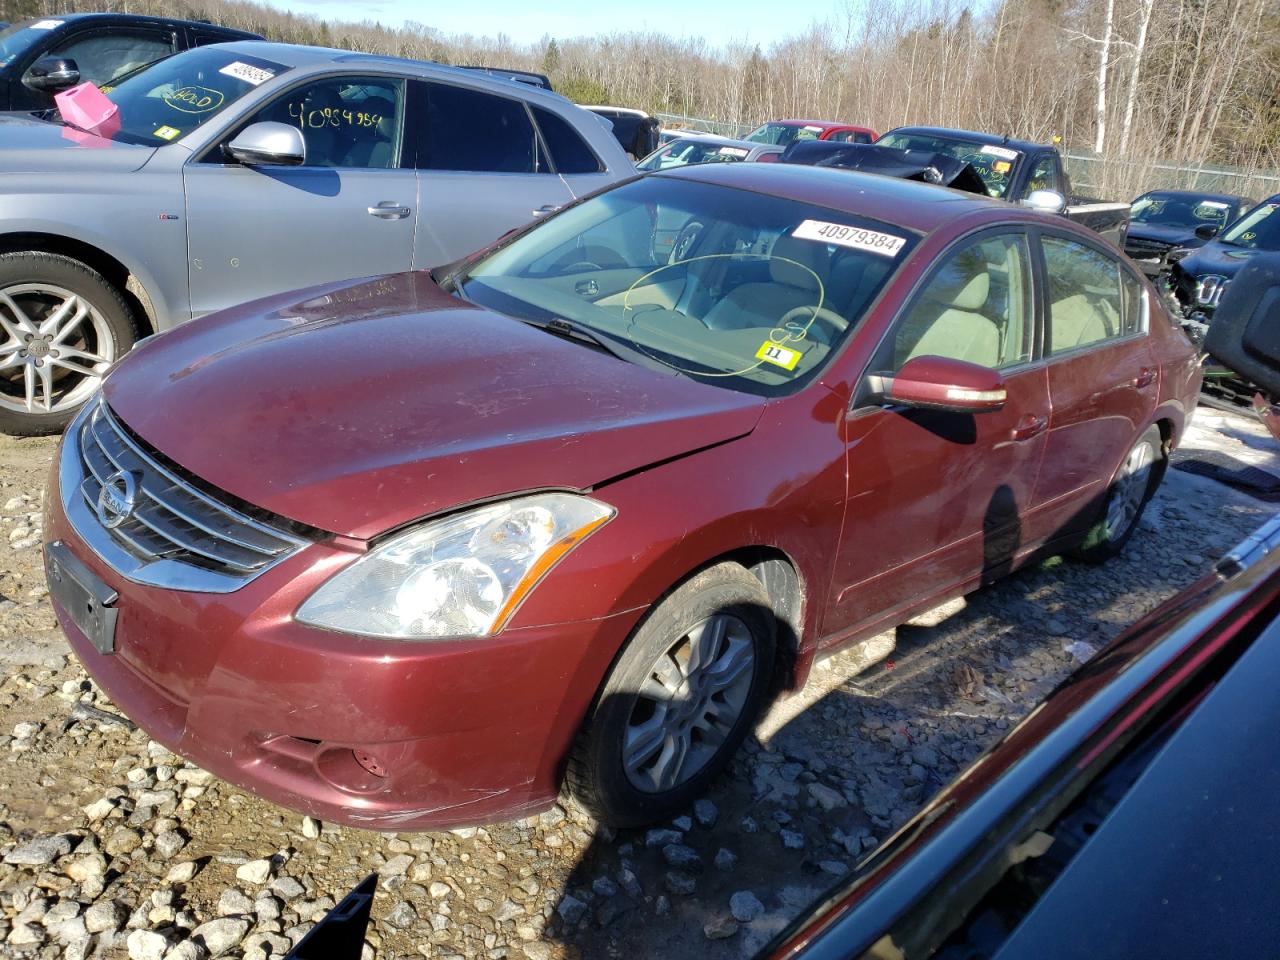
702;235;831;331
898;260;1000;368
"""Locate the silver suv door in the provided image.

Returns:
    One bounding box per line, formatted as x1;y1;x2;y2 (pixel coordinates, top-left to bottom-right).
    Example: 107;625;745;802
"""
183;74;417;318
411;80;576;268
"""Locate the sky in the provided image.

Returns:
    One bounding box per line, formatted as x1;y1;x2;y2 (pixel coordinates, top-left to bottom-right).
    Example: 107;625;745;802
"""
253;0;849;48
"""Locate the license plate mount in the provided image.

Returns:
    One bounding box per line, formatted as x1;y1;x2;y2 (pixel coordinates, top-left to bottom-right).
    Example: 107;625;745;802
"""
46;540;118;655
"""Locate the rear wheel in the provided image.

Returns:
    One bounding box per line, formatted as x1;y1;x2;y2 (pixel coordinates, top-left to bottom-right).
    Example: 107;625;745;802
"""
566;563;776;826
0;252;136;436
1073;424;1164;563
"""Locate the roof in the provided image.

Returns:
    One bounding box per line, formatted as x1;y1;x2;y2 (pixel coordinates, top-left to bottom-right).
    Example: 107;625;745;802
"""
769;119;871;131
22;12;257;36
581;106;650;117
882;125;1051;154
1135;188;1250;204
663;161;1014;235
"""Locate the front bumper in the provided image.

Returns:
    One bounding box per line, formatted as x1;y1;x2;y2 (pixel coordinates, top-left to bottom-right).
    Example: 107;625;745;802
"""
45;435;643;830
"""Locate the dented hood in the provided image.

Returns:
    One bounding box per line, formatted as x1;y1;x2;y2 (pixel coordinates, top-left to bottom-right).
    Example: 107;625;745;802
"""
104;272;765;539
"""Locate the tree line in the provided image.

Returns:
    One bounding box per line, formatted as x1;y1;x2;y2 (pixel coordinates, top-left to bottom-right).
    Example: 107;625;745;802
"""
2;0;1277;198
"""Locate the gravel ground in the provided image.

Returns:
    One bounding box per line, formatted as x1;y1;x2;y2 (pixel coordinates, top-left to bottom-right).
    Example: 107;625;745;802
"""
0;403;1273;960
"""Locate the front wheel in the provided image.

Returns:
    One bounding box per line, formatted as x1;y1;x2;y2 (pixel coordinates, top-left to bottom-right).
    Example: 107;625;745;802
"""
0;252;136;436
1073;424;1164;563
565;563;777;827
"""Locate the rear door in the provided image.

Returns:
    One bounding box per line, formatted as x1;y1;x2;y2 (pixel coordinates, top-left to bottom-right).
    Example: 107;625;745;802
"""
411;79;576;268
184;72;418;318
1028;230;1157;543
826;228;1052;636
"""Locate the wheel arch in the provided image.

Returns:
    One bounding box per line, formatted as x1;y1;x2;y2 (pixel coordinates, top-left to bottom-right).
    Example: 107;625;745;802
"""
0;232;158;334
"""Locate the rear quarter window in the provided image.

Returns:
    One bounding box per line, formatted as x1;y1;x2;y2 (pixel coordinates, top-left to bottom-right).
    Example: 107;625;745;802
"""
422;82;537;173
533;106;603;174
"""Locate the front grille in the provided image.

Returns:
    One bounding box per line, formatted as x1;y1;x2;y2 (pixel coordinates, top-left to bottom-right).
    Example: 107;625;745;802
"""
76;400;307;579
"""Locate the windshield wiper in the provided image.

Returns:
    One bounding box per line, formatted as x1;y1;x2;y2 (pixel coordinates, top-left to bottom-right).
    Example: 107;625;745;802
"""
522;315;681;376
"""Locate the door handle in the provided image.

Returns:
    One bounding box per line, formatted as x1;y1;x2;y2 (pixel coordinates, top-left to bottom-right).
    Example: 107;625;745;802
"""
1011;413;1048;441
531;204;560;217
1133;367;1157;389
368;201;411;220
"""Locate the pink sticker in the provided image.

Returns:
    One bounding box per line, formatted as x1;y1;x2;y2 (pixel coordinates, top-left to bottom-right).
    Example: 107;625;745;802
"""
54;82;119;136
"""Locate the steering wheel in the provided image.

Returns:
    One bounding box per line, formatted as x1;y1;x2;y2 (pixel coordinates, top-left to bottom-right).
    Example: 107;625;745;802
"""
778;304;849;341
668;221;705;264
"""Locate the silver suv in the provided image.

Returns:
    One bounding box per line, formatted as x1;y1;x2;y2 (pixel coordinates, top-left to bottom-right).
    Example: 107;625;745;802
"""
0;41;629;434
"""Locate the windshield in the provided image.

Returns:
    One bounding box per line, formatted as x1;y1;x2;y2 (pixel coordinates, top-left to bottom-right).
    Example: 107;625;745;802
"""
636;139;751;171
0;19;62;69
1131;193;1235;229
1218;198;1280;250
877;132;1022;198
745;122;824;147
84;46;289;145
454;177;915;396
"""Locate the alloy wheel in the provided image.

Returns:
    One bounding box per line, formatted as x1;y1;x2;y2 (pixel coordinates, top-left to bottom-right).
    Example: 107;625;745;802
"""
0;283;116;415
1104;440;1155;542
623;613;757;793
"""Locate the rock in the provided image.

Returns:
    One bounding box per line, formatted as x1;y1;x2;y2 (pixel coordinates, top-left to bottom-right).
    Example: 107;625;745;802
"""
780;829;805;850
703;915;739;940
165;861;199;884
521;943;553;960
235;859;272;884
693;798;719;829
664;871;697;896
911;745;939;767
556;894;587;926
301;817;321;840
105;827;144;857
64;935;94;960
807;782;847;811
1046;618;1069;636
654;895;671;916
82;798;116;820
644;828;683;848
269;876;304;900
730;891;764;922
165;942;207;960
671;815;693;831
384;901;416;929
191;917;250;957
661;843;703;872
428;881;452;899
154;831;186;860
65;854;107;882
84;900;127;934
7;922;45;946
739;816;759;833
714;848;738;872
127;929;169;960
4;833;72;865
217;889;254;916
493;900;524;922
591;876;619;899
381;854;413;877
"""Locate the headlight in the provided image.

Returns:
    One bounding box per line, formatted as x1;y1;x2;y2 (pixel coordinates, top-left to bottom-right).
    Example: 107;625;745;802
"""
296;492;614;640
1166;247;1194;264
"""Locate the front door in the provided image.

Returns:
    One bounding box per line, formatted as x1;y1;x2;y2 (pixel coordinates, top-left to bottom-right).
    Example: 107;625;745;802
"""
1028;231;1158;542
184;73;417;318
826;229;1051;638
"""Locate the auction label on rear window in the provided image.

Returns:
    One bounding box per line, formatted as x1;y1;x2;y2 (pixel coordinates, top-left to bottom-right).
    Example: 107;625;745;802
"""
718;146;749;157
30;19;64;29
219;61;275;86
980;144;1019;161
792;219;906;257
756;341;801;370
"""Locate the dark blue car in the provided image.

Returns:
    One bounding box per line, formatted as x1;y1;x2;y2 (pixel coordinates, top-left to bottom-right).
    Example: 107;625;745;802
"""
1124;189;1251;275
1170;193;1280;317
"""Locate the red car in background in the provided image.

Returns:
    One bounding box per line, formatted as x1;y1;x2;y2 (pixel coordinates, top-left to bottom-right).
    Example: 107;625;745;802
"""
44;163;1198;832
745;118;878;146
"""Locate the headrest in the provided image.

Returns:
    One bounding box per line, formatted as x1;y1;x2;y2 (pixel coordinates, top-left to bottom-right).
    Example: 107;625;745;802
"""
769;235;829;289
926;248;991;311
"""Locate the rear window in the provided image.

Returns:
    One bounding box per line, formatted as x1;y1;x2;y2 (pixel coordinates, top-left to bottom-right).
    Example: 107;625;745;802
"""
423;82;537;173
533;106;602;174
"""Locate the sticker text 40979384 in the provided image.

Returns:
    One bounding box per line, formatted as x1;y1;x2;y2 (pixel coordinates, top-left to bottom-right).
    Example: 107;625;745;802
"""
791;219;906;257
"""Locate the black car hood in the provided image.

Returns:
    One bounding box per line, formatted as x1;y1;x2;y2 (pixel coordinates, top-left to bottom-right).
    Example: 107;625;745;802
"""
1126;222;1202;247
1175;241;1266;280
780;141;989;196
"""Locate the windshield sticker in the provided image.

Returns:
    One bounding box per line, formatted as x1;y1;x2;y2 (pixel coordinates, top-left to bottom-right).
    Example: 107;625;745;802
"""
980;144;1019;161
218;61;275;86
163;85;225;114
993;160;1012;173
1200;201;1230;210
718;146;749;157
802;125;824;132
153;125;180;140
756;341;801;370
30;19;64;29
792;219;906;257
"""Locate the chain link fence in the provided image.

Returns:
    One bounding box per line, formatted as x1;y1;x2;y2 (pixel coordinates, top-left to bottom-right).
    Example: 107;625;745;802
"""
1064;152;1280;202
653;112;755;139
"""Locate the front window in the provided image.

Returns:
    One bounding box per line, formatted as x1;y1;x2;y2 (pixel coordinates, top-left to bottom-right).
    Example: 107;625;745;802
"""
0;19;57;69
636;139;750;171
452;177;916;396
1131;193;1235;229
744;122;822;147
877;132;1022;199
81;46;289;145
1218;198;1280;250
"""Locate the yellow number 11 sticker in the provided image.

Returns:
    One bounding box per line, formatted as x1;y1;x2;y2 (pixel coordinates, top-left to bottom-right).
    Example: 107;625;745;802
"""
756;341;801;370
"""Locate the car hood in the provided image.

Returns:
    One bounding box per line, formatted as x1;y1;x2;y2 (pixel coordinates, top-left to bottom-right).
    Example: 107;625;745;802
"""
1126;222;1201;247
1176;242;1264;280
103;272;767;539
0;111;155;173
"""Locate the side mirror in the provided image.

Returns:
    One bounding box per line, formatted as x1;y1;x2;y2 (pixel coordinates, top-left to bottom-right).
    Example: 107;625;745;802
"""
1194;223;1220;242
1021;189;1067;215
225;121;305;167
871;355;1007;413
24;57;80;92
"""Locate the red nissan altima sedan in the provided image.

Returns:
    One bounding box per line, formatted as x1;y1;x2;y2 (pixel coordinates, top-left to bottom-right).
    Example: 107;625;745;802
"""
43;163;1201;829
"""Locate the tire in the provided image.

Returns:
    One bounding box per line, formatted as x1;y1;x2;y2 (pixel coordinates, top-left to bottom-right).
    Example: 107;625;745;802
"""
0;252;137;436
566;562;777;827
1072;424;1165;563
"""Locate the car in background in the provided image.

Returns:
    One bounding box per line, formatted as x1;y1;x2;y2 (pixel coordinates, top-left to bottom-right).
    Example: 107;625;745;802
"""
0;13;260;112
876;126;1130;247
581;104;660;159
1124;189;1251;275
1168;194;1280;322
636;133;782;170
46;161;1197;832
745;118;878;147
770;512;1280;960
0;40;629;435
